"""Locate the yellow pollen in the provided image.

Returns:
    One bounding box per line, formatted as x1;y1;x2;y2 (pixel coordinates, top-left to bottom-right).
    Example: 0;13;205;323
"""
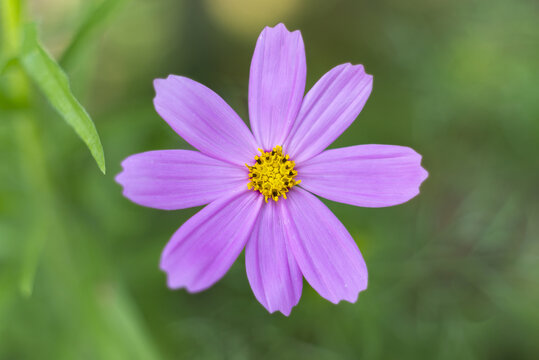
245;145;301;203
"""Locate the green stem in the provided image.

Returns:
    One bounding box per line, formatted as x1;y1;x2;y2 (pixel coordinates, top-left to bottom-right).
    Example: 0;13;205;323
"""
1;0;24;55
3;0;44;295
1;0;29;105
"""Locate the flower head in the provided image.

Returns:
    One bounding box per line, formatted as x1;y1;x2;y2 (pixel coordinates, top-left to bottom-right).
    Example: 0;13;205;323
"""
116;23;428;315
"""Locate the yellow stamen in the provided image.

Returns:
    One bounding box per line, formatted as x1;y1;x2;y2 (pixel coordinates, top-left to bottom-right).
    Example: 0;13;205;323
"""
245;145;301;203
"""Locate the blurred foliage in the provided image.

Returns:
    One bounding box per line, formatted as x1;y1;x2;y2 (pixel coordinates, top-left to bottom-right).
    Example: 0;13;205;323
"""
1;0;538;359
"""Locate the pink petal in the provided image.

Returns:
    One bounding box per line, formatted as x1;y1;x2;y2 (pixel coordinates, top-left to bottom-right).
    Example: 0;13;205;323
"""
161;190;263;292
245;200;302;316
115;150;247;210
249;23;306;150
284;63;373;163
283;188;368;304
153;75;258;165
299;145;428;207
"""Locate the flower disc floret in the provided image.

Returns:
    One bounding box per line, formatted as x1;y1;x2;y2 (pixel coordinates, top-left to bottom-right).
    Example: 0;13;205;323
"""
246;145;301;202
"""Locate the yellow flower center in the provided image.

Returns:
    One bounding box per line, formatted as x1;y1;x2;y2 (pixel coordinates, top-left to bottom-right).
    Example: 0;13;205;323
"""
246;145;301;203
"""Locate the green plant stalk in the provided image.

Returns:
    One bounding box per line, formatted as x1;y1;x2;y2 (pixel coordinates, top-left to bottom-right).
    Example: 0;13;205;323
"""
1;0;23;56
1;0;28;103
1;0;44;297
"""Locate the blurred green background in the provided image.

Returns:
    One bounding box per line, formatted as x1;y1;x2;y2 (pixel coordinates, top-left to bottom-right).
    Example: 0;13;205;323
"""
1;0;538;359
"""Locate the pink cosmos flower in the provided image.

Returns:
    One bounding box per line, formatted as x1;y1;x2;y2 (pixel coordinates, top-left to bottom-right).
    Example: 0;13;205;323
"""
116;23;428;315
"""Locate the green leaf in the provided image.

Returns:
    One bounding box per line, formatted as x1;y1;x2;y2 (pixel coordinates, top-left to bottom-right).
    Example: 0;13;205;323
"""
60;0;126;70
19;23;106;174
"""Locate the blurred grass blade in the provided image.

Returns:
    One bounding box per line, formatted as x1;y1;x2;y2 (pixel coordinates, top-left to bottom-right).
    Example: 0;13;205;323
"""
60;0;126;70
14;114;55;297
19;23;106;173
98;286;162;360
19;218;48;296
